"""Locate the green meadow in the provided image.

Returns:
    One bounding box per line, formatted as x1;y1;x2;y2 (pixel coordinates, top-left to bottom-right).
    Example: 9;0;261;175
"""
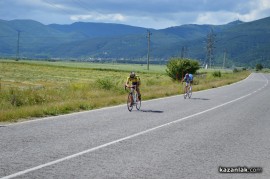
0;59;250;123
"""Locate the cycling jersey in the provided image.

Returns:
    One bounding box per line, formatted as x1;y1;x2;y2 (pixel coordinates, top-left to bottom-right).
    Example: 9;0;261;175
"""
127;76;140;85
189;74;193;81
183;75;191;83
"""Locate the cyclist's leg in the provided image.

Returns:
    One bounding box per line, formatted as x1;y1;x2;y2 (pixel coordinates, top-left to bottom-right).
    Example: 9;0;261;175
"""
185;82;188;93
188;82;191;92
127;93;133;110
187;83;192;98
136;87;141;100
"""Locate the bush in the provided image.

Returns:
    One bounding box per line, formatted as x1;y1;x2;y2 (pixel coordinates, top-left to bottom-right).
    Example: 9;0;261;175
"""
96;78;114;90
8;88;48;107
212;71;221;77
233;68;239;73
256;64;263;71
166;58;200;81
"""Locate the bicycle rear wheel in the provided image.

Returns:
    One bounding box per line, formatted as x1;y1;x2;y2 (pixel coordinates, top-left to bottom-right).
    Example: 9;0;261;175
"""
127;93;133;111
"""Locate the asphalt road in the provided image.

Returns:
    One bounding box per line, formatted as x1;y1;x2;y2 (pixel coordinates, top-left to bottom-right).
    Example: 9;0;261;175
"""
0;73;269;179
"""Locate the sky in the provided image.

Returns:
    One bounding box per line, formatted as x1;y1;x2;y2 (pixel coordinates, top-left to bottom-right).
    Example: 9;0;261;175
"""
1;0;270;29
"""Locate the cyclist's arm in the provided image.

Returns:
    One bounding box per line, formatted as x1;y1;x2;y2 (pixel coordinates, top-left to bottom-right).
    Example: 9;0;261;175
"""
125;77;130;87
137;77;141;86
182;77;186;82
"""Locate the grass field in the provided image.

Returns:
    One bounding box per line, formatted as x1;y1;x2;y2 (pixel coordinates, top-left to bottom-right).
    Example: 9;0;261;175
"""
262;68;270;73
0;59;250;123
2;60;167;73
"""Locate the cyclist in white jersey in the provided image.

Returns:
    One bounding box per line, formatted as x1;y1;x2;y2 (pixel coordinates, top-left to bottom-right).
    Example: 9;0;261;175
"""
182;73;191;94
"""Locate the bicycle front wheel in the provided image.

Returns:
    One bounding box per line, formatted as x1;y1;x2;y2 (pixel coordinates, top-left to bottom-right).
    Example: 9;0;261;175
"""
127;93;133;111
183;86;187;99
136;98;141;110
188;89;192;98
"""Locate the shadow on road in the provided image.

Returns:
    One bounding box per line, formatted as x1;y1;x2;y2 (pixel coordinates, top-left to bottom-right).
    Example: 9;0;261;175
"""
189;97;210;100
140;109;164;113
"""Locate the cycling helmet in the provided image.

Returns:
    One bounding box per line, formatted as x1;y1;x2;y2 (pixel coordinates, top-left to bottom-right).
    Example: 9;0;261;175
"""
130;72;135;78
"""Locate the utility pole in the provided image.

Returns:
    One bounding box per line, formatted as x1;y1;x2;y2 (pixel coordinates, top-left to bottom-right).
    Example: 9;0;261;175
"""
147;30;152;70
16;30;21;60
223;48;227;69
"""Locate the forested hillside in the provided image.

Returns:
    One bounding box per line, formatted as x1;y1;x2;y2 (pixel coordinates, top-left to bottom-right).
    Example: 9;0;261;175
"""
1;17;270;67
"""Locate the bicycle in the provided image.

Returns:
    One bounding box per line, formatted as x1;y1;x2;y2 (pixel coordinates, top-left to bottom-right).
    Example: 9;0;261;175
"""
183;83;192;99
125;85;141;111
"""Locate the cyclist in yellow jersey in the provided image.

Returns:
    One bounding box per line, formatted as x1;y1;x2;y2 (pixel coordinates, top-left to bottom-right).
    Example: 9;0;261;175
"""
125;72;141;100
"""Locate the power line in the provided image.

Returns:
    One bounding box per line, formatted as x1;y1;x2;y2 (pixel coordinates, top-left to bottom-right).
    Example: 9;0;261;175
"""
43;0;73;15
180;46;188;59
44;0;92;15
72;0;92;13
205;28;216;68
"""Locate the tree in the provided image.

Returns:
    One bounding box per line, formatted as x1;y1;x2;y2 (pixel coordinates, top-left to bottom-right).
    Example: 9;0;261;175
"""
166;58;200;81
255;63;263;71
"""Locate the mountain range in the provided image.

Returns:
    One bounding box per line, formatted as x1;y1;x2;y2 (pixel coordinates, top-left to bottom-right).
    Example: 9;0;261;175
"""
1;16;270;68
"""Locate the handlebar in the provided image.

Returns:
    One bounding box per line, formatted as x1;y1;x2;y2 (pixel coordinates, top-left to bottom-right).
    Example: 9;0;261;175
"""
125;85;137;90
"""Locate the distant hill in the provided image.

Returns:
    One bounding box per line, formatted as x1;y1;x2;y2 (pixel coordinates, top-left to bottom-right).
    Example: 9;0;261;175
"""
0;17;269;68
48;22;150;38
213;17;270;67
0;19;85;58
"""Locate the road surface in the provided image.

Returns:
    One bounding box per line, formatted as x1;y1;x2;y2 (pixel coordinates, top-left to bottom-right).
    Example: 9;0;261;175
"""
0;73;269;179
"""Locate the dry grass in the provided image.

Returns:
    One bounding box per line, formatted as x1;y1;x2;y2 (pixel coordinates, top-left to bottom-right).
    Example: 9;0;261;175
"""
0;60;250;122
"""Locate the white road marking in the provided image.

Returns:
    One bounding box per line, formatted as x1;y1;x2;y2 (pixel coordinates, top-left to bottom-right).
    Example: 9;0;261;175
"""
1;74;268;179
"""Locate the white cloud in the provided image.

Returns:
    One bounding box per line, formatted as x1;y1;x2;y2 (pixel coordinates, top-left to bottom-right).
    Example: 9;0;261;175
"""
193;0;270;25
194;11;238;25
0;0;269;28
237;0;270;22
70;13;125;22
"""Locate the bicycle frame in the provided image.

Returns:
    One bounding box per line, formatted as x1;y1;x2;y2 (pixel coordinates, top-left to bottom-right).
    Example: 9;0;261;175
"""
183;83;192;99
127;85;138;103
125;85;141;111
132;91;137;103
